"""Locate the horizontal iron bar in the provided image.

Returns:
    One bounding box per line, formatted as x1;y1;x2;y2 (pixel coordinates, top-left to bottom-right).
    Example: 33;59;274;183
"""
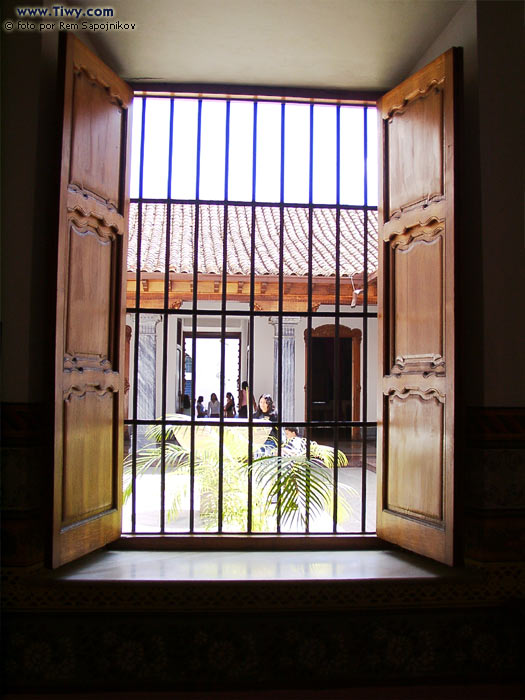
114;534;385;549
130;82;381;104
126;308;377;318
130;197;378;211
125;419;378;427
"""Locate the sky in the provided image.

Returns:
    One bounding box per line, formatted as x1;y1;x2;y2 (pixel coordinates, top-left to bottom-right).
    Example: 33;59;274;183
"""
130;97;378;206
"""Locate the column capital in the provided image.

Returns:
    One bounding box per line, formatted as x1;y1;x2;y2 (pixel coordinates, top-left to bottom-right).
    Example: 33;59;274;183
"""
268;316;300;326
132;313;162;334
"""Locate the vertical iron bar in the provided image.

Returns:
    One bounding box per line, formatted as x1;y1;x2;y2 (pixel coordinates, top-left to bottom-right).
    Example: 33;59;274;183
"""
218;100;231;532
131;97;147;533
247;101;257;533
333;105;341;533
159;97;175;533
190;99;203;532
305;103;314;533
276;101;286;533
361;106;369;533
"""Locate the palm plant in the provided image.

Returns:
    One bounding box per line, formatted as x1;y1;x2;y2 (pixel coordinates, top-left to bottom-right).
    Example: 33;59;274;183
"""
123;417;356;530
247;436;354;528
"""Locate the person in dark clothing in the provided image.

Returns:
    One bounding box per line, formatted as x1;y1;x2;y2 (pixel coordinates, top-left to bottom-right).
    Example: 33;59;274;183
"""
238;380;256;418
254;394;279;453
196;396;206;418
224;392;236;417
254;394;278;422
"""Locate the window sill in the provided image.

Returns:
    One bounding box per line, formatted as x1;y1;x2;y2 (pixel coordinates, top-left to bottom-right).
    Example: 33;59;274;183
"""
4;547;516;613
53;546;454;583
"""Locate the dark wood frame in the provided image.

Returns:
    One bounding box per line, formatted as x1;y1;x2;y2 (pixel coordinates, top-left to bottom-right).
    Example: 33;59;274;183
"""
304;324;362;433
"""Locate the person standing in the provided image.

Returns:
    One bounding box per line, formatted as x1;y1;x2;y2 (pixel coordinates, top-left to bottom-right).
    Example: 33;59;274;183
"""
254;394;279;455
238;381;256;418
207;393;221;418
196;396;207;418
224;392;236;417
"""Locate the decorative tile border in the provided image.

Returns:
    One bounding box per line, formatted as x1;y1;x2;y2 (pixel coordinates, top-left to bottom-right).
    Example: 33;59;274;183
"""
3;606;521;692
466;407;525;446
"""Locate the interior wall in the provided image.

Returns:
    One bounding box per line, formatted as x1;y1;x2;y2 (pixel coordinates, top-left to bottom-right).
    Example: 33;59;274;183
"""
1;15;60;404
410;0;524;407
475;1;524;405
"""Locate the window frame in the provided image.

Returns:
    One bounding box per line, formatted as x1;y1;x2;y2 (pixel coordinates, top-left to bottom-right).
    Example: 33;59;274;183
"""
122;86;381;544
51;36;458;567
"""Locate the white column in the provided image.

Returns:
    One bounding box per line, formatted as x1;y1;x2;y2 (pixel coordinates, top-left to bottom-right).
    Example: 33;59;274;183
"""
137;314;162;419
128;314;162;448
269;317;300;422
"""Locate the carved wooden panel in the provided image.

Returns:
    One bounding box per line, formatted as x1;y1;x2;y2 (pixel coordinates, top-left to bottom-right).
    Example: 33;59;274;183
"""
65;220;118;361
384;390;444;523
386;81;444;219
53;35;132;568
390;220;444;374
69;68;123;210
309;324;362;339
62;390;117;524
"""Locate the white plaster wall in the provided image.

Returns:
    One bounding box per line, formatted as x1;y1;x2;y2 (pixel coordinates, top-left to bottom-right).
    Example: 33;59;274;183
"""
251;316;275;405
128;303;378;424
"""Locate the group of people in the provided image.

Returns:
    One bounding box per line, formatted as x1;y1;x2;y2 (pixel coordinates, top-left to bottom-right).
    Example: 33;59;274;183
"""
195;392;235;419
195;383;278;422
194;386;306;457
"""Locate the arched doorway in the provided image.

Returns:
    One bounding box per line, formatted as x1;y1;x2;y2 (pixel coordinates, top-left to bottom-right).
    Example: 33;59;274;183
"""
305;325;362;435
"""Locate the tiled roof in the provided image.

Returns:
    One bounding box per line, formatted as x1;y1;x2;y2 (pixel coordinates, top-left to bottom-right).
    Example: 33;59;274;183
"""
128;203;377;278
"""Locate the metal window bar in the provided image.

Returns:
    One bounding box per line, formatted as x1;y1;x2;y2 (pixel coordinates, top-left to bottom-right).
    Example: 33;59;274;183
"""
125;95;378;535
304;103;315;533
130;97;147;533
332;104;342;533
189;99;203;532
276;101;286;532
361;106;369;533
217;101;231;532
159;97;175;533
247;101;258;533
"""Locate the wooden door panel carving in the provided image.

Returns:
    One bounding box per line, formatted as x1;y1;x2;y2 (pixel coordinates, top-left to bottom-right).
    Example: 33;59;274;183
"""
384;391;444;522
387;87;444;217
377;49;458;565
391;230;444;374
65;222;118;360
53;35;132;568
70;68;124;209
62;391;118;524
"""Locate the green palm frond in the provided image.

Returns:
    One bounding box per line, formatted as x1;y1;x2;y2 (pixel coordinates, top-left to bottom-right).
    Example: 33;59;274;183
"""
247;454;349;527
123;441;190;503
125;416;355;529
309;442;348;468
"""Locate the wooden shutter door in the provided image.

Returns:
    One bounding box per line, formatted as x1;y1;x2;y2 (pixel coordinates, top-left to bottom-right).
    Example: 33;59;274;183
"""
52;35;132;568
376;49;460;565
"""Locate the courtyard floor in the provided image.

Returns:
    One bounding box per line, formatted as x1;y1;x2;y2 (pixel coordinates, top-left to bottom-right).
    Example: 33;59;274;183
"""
123;440;377;534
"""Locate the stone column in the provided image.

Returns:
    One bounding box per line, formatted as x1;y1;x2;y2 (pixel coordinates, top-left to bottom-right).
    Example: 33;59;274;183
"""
269;317;300;422
129;314;162;448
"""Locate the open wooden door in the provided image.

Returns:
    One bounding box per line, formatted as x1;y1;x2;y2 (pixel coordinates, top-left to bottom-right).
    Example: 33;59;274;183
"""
376;49;460;565
52;35;132;568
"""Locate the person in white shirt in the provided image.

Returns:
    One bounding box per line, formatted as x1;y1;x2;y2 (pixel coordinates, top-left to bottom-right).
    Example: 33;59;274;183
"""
207;393;221;417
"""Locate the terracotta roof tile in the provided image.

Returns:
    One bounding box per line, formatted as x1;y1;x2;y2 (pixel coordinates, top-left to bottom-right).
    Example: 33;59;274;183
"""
128;203;377;277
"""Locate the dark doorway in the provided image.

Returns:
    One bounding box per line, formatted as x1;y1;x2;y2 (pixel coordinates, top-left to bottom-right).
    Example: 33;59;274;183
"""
311;336;353;422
